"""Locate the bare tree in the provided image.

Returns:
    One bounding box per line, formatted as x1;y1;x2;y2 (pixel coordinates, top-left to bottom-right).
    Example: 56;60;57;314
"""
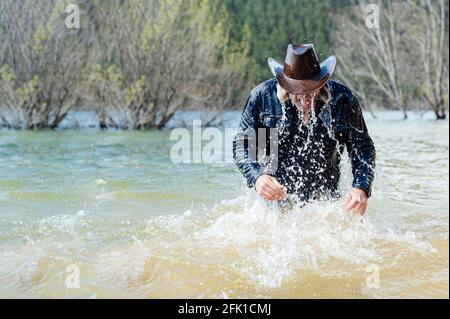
407;0;448;119
0;0;87;129
333;0;416;119
87;0;249;129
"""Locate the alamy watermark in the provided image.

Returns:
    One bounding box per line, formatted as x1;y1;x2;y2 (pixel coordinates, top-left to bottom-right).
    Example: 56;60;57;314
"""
169;120;279;175
365;4;380;29
365;264;380;289
65;4;80;29
65;263;80;289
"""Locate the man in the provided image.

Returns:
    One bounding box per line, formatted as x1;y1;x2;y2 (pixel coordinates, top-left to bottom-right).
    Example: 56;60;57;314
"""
233;44;376;215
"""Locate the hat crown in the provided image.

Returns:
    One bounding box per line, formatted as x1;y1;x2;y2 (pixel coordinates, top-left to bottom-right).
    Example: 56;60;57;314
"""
283;44;321;80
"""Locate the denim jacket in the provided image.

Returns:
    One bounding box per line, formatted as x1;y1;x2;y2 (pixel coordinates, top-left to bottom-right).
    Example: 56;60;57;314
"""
232;78;376;201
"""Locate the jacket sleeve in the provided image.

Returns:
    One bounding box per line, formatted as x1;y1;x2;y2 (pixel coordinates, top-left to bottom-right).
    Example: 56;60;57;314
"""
233;90;262;188
345;94;376;197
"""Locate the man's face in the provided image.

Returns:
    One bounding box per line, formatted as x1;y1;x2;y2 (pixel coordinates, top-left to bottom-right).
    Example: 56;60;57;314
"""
289;90;320;110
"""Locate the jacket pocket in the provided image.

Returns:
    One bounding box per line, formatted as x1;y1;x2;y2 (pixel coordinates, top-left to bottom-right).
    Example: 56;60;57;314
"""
260;114;282;128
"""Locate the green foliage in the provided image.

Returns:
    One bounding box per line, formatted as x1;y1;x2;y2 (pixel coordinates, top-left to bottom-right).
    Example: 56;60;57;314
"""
83;0;250;129
1;0;448;128
213;0;333;84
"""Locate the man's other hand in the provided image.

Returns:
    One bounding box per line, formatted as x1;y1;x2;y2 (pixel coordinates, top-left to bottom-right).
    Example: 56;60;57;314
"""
255;175;287;201
344;188;368;215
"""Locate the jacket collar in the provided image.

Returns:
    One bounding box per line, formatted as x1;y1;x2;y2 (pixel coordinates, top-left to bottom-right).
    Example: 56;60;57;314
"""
276;81;332;106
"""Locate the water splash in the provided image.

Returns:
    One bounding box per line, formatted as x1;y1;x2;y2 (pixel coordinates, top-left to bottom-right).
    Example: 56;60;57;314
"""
0;192;442;298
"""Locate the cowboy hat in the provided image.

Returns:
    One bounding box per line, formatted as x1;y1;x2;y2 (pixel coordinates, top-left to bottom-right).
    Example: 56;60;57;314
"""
268;44;336;95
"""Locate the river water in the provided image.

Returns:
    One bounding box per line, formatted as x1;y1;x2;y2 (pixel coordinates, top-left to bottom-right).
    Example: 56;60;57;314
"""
0;112;448;298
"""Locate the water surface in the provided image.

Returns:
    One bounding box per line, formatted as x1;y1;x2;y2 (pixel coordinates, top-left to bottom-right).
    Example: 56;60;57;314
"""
0;112;448;298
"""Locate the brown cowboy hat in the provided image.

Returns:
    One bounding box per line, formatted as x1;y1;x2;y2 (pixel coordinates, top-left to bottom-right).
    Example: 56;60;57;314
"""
268;43;336;95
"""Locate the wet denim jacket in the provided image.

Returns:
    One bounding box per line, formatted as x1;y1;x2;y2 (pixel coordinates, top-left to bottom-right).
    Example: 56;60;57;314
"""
232;78;376;201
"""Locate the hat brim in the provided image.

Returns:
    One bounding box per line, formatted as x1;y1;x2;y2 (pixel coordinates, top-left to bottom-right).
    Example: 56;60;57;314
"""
268;55;336;95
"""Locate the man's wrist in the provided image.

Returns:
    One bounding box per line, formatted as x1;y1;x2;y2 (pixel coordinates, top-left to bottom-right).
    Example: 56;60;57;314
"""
254;173;270;188
354;187;369;198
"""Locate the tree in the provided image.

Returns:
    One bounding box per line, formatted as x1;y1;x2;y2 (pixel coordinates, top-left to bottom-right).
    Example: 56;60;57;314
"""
333;0;449;120
0;0;88;129
333;0;415;119
87;0;249;129
217;0;333;84
407;0;449;119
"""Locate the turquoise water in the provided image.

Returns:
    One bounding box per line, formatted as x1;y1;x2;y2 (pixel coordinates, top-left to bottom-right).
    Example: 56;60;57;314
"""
0;113;448;298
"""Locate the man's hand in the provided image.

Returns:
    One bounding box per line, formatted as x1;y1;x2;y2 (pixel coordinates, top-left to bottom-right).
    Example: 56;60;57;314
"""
343;188;368;215
255;175;286;201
